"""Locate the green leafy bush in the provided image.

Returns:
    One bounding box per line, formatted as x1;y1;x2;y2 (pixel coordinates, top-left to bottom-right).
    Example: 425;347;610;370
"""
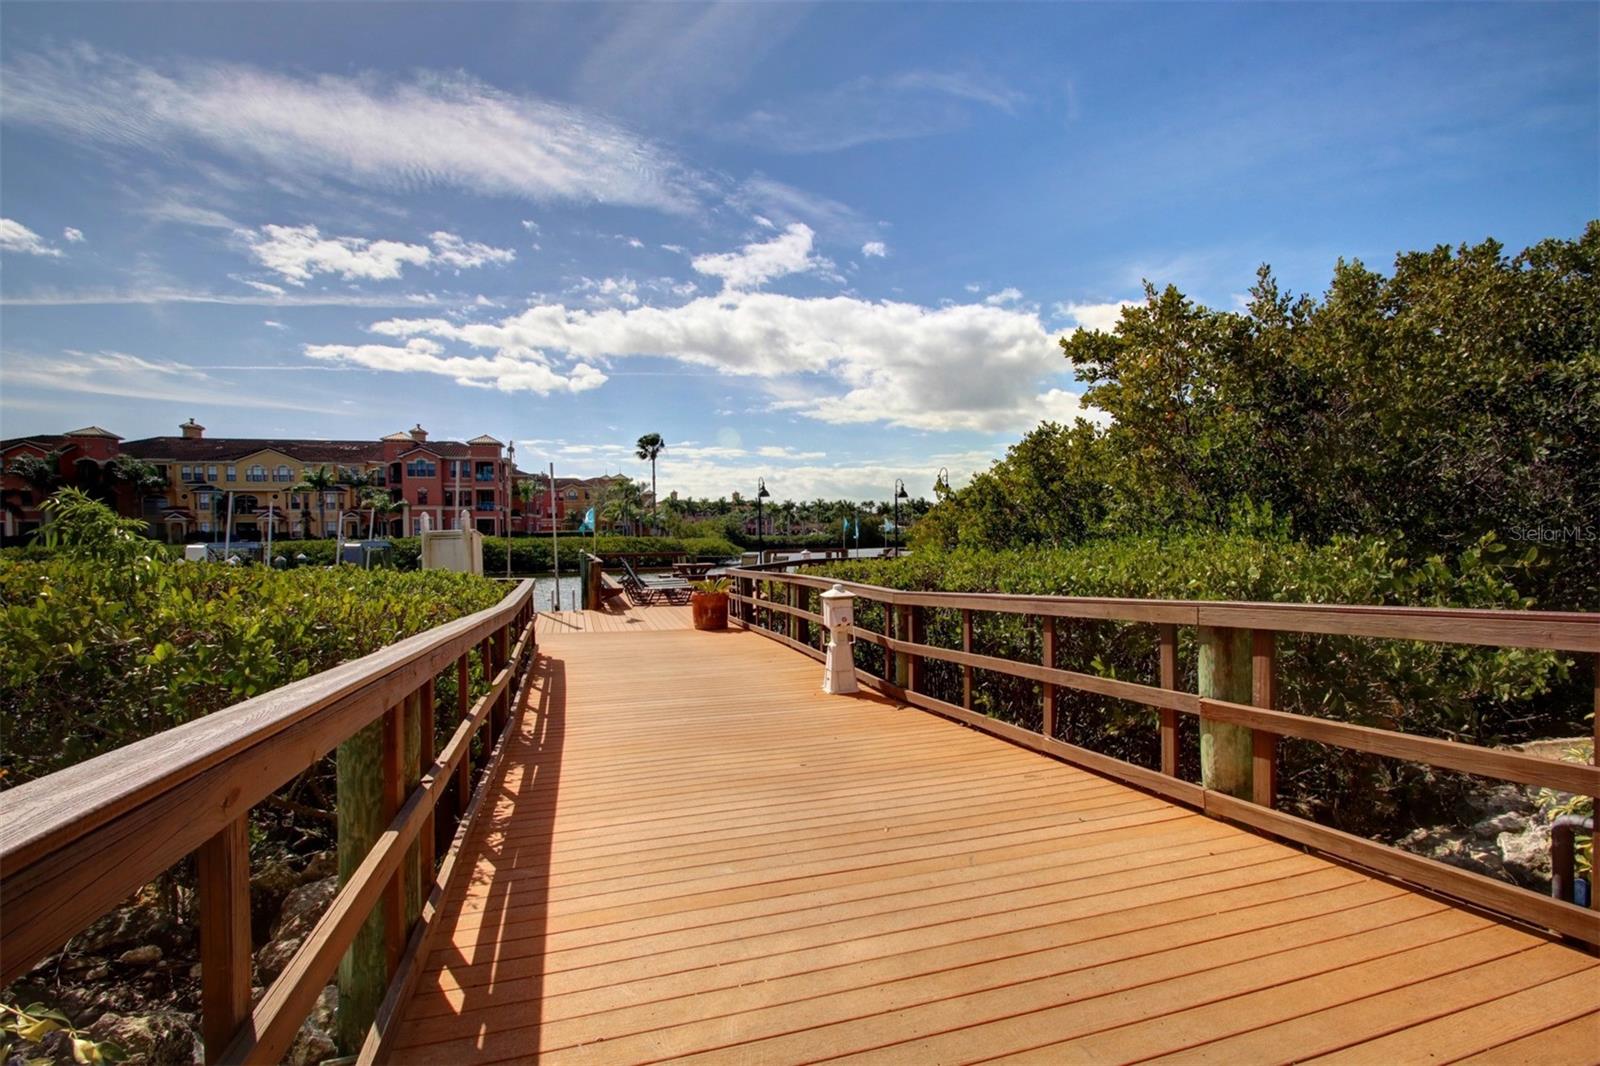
0;555;507;787
809;531;1579;836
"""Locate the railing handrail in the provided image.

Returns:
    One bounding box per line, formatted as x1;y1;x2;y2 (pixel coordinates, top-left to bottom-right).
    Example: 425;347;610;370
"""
722;566;1600;651
0;580;533;869
726;568;1600;943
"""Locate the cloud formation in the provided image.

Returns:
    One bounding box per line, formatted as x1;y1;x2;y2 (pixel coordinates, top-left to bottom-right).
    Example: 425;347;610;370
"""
244;225;514;284
1;44;704;213
318;287;1094;432
691;223;826;291
0;218;64;257
1057;299;1138;333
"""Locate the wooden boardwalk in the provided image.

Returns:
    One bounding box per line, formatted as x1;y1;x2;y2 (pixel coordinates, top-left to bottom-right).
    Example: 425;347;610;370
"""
535;604;694;636
387;627;1600;1064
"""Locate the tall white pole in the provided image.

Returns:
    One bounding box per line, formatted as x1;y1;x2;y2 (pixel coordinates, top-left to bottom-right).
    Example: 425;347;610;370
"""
222;491;235;561
266;500;273;561
549;462;560;609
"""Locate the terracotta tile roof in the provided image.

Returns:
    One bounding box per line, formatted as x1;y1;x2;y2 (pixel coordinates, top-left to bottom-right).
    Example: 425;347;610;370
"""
122;437;388;463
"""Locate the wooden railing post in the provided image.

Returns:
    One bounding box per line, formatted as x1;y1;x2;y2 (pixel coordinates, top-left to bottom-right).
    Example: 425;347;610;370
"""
1042;616;1057;741
893;605;911;689
454;653;472;808
401;687;424;930
197;815;251;1063
380;703;406;977
1251;631;1279;808
420;678;437;872
882;599;895;684
1592;652;1598;910
961;609;974;709
335;713;387;1053
907;605;925;694
1158;623;1178;778
1198;626;1254;799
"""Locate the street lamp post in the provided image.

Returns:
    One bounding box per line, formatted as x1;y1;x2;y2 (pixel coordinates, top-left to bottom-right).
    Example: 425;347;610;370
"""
893;478;909;556
505;440;515;579
935;467;950;497
756;478;771;556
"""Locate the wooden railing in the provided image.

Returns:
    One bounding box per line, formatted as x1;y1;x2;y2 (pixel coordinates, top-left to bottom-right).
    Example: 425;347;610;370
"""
0;579;537;1063
725;566;1600;945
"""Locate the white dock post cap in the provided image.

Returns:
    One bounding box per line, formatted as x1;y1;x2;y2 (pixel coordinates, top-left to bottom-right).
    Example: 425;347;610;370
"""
821;584;858;694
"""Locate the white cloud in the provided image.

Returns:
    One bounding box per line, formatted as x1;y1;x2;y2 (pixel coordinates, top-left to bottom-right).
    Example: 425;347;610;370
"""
984;287;1023;306
861;241;887;258
0;218;63;257
964;282;982;293
429;231;516;270
1;285;442;308
1;348;340;412
62;227;85;243
520;219;540;233
352;289;1095;432
263;319;288;330
242;279;287;296
724;70;1025;153
691;223;825;291
1056;299;1137;333
244;225;513;284
2;45;704;213
247;225;431;284
303;336;607;396
660;243;687;254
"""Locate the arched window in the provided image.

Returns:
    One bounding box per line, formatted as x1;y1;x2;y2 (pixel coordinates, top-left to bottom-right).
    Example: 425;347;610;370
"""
276;465;293;482
247;464;267;482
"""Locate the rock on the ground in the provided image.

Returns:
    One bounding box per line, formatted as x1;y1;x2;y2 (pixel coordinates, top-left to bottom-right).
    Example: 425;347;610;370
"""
116;945;163;967
284;984;338;1066
254;876;337;984
249;857;302;944
84;1011;197;1066
1499;822;1554;888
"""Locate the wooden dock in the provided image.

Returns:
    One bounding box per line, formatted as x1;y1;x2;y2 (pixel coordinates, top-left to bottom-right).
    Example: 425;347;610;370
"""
535;603;694;636
385;625;1600;1064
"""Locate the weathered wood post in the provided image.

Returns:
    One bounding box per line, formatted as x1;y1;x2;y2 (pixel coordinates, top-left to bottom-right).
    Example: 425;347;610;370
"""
1198;626;1254;798
335;718;386;1052
402;686;424;928
961;609;974;709
893;605;911;690
1158;623;1179;778
1041;616;1057;740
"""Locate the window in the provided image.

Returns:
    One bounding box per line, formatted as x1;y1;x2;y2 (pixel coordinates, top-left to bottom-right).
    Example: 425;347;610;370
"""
196;491;212;508
180;465;192;482
565;489;578;500
418;488;429;505
226;465;236;482
323;492;341;507
247;465;267;483
276;465;293;482
200;521;211;534
406;460;437;478
443;490;455;507
207;465;218;481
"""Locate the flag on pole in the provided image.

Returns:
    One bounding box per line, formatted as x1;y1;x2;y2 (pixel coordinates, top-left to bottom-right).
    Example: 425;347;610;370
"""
578;507;596;533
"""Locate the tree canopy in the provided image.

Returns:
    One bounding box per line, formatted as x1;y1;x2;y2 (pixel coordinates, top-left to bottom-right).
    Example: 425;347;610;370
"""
916;224;1600;608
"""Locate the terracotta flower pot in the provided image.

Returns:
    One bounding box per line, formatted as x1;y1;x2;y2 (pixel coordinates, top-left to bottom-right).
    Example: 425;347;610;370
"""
691;590;729;631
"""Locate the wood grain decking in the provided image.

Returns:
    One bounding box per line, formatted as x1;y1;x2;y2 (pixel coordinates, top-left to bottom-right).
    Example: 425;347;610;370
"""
535;603;694;636
387;628;1600;1064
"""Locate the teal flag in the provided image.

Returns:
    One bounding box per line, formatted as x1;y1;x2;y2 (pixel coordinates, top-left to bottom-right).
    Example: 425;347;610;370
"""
578;507;595;533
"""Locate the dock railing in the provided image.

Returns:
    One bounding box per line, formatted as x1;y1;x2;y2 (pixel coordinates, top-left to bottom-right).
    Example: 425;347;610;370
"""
0;579;537;1063
725;565;1600;945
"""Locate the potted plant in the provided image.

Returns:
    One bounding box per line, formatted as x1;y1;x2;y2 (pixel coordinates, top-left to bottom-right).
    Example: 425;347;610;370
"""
691;576;731;631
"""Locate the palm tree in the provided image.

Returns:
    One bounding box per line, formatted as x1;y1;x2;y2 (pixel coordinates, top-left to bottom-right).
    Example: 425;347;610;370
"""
289;465;340;538
361;490;403;538
514;478;540;534
635;433;666;533
5;452;64;532
599;478;646;535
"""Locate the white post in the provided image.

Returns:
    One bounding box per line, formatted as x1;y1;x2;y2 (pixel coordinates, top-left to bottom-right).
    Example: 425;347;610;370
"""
222;491;234;561
820;583;858;695
549;462;560;610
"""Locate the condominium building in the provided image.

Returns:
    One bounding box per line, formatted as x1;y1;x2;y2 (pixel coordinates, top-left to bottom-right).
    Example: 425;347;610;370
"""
2;419;515;542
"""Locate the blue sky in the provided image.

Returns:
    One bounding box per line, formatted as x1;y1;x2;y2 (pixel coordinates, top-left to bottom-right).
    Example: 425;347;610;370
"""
2;2;1595;501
